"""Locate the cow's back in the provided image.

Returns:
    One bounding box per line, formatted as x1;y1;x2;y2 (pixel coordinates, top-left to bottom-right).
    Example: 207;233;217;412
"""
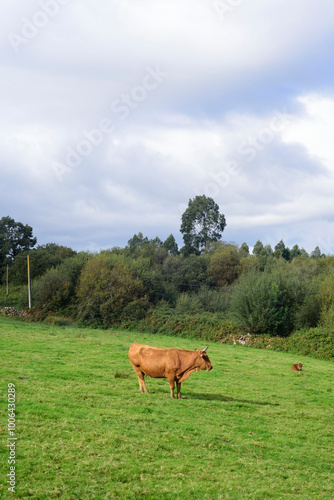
129;343;162;363
128;343;180;378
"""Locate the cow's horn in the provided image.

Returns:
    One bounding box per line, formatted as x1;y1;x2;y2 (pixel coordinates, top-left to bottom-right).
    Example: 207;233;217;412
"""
201;346;209;352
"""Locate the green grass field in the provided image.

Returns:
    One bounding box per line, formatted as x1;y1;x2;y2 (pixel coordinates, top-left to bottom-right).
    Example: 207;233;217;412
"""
1;317;333;499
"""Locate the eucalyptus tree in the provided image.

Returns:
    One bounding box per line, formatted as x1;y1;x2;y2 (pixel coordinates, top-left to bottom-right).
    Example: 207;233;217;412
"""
180;195;226;254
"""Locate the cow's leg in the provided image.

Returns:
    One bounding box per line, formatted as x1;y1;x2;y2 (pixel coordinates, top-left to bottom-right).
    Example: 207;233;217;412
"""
130;363;149;393
168;376;175;398
176;381;181;399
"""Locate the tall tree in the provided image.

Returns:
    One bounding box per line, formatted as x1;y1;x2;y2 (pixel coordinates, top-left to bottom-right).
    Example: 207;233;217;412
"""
0;216;37;280
240;242;249;256
252;240;273;271
252;240;264;257
180;196;226;253
274;240;291;261
163;234;179;255
9;243;76;285
311;246;322;259
127;232;149;252
290;244;308;260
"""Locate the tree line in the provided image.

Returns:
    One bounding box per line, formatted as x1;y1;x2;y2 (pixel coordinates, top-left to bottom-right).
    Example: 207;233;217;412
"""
1;197;334;337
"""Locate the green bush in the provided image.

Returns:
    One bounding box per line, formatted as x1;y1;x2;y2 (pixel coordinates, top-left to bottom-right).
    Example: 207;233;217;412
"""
317;269;334;328
230;261;315;336
20;252;91;314
320;305;334;329
25;268;71;313
175;293;202;314
162;254;211;293
132;257;178;305
175;287;232;315
56;251;92;288
293;288;321;329
118;305;243;342
76;255;149;328
207;243;242;286
283;328;334;361
220;328;334;361
9;244;76;285
196;286;232;313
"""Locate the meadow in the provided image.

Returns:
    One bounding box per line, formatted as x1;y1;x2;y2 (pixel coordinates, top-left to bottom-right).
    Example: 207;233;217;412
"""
0;317;333;499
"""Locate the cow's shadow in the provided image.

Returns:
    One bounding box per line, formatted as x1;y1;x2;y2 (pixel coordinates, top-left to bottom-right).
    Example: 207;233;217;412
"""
186;392;279;406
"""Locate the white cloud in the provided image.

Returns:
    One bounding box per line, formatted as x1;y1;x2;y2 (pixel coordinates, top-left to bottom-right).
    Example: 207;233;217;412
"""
1;1;334;253
283;94;334;170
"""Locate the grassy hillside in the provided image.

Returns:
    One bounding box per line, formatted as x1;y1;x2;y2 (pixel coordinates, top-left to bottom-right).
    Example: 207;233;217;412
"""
1;318;333;499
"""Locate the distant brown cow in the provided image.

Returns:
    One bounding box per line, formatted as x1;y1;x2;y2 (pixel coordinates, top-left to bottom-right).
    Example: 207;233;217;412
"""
128;343;213;398
291;363;304;371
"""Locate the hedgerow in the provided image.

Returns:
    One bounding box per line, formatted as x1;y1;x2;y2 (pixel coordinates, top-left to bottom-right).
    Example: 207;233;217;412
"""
117;306;243;341
115;308;334;361
219;328;334;361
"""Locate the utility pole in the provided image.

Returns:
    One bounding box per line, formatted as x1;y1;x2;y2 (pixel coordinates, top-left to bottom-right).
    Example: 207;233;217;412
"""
6;264;9;295
27;255;32;309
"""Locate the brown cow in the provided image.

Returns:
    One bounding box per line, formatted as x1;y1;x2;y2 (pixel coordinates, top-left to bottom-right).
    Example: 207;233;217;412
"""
128;343;212;399
291;363;304;371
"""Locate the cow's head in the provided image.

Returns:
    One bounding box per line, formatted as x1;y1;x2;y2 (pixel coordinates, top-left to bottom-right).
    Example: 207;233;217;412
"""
196;346;212;371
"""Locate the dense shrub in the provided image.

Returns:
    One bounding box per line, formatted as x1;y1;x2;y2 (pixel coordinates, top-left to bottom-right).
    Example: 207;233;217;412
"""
175;286;232;314
230;262;315;336
280;328;334;361
175;293;202;315
20;251;91;314
56;251;92;288
27;267;71;312
317;269;334;328
162;254;211;293
117;305;243;342
320;306;334;329
9;244;76;285
217;328;334;361
207;244;242;286
131;256;178;305
293;284;321;329
76;255;149;328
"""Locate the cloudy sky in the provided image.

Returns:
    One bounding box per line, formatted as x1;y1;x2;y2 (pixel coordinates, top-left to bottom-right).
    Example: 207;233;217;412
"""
1;0;334;254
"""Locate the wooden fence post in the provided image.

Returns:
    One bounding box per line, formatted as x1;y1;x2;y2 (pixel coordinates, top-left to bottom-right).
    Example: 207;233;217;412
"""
27;255;32;309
